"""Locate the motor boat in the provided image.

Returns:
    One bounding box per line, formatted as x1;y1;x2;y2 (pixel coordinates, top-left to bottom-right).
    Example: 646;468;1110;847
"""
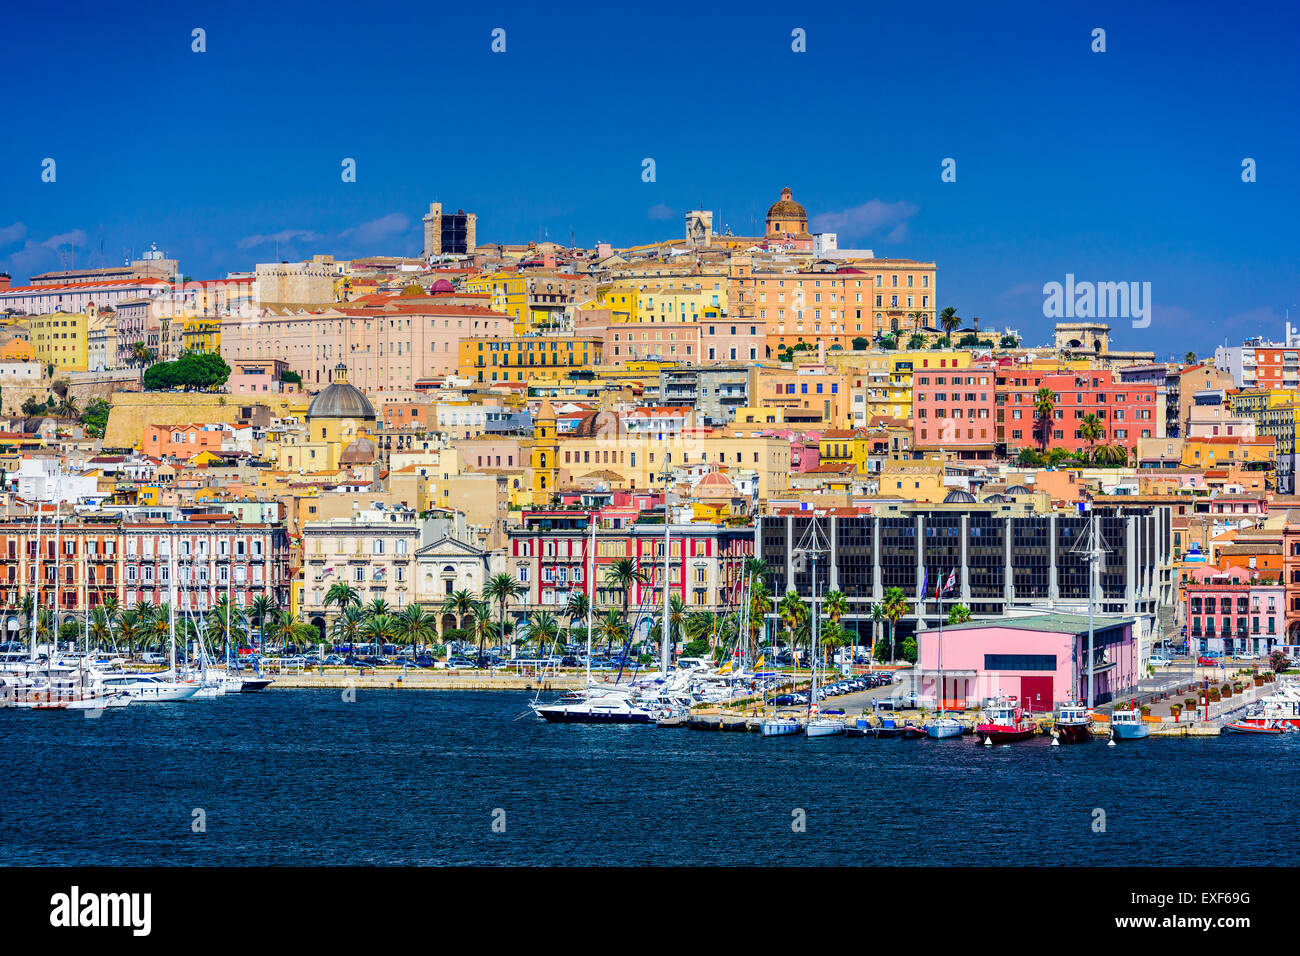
976;698;1038;744
760;716;801;737
924;715;965;739
533;692;655;724
98;673;201;703
1109;708;1150;740
1053;702;1094;743
1222;721;1286;735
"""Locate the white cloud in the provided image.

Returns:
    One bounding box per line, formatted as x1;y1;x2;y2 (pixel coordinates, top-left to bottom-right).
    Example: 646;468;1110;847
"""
810;199;918;240
646;203;676;221
339;213;411;246
0;222;27;247
236;229;321;251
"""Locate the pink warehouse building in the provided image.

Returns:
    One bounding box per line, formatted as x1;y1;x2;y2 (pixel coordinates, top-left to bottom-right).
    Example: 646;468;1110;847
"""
917;612;1138;711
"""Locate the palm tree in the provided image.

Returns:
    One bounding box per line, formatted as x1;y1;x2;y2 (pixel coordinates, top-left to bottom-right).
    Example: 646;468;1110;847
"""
778;588;807;672
115;608;142;658
909;310;927;332
1094;442;1127;466
88;605;113;652
469;601;496;661
362;597;391;620
482;572;526;659
597;607;624;657
603;558;648;644
362;613;400;652
395;604;436;657
440;588;476;633
870;602;886;660
938;306;960;344
564;591;591;639
881;586;909;662
204;596;247;651
821;588;849;665
1033;386;1056;452
820;619;846;671
527;610;561;657
324;582;361;613
1079;412;1103;459
666;593;688;654
248;594;277;646
747;579;773;658
946;604;973;626
1184;351;1197;365
330;604;366;649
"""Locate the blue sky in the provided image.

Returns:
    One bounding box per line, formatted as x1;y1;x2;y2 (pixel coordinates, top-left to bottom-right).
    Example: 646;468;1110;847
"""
1;0;1296;357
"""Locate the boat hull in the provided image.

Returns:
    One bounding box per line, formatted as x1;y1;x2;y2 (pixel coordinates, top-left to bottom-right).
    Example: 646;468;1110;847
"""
761;719;801;737
925;721;964;739
1109;722;1150;740
1055;722;1093;743
537;707;653;724
805;718;845;737
977;724;1037;744
1222;722;1283;735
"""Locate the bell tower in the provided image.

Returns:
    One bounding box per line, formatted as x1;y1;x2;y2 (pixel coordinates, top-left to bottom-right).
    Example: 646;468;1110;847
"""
530;397;559;502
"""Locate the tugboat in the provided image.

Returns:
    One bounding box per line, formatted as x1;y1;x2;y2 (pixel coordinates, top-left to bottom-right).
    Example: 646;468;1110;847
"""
976;697;1038;744
1053;702;1093;744
1109;707;1150;740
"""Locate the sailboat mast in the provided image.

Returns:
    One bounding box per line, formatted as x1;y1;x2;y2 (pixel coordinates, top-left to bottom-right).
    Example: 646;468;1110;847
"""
29;505;42;662
1087;512;1097;710
168;539;177;673
586;513;594;687
52;470;61;674
660;463;672;677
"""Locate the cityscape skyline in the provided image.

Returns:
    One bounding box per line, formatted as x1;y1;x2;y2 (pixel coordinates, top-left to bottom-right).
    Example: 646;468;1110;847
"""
2;1;1297;355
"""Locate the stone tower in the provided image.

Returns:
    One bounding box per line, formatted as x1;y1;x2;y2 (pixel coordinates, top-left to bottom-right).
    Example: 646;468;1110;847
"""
422;202;442;258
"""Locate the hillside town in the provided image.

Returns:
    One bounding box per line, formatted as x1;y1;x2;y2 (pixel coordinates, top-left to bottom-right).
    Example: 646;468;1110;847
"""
0;188;1294;714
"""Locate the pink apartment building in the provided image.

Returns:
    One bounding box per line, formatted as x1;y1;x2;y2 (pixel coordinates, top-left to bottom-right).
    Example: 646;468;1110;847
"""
912;363;997;456
220;296;510;392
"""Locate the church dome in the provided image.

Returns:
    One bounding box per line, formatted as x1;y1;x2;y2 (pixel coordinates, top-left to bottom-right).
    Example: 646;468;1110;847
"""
431;278;454;293
943;489;976;504
308;363;375;420
766;187;807;223
340;436;377;465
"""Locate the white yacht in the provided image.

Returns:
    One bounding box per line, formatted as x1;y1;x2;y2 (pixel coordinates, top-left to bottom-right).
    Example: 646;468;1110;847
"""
99;673;201;703
533;692;656;724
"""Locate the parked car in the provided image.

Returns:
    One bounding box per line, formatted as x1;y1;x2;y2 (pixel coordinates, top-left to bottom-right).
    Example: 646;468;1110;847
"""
140;652;166;665
1197;655;1222;666
1149;655;1174;667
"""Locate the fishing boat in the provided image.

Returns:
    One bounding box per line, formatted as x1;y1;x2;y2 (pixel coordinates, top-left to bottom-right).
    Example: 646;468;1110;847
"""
1053;702;1093;743
1109;708;1150;740
924;715;964;739
976;697;1038;744
899;723;926;739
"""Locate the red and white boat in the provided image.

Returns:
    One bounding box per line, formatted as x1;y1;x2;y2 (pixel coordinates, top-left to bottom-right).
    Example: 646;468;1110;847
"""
977;697;1038;744
1232;683;1300;730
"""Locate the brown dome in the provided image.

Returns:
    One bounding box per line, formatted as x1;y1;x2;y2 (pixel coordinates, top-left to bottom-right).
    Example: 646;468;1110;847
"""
766;187;807;222
340;436;377;465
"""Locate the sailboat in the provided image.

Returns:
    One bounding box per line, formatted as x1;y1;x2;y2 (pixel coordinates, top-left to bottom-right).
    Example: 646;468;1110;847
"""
924;575;964;739
799;513;843;738
532;512;656;724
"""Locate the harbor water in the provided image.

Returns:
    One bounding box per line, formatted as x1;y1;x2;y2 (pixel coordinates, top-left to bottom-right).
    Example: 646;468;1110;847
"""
3;689;1295;866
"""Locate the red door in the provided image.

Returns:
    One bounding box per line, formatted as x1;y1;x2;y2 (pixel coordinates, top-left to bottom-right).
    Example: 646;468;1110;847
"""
1020;676;1053;714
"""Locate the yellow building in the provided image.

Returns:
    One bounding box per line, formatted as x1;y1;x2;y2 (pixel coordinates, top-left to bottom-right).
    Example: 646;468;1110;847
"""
595;283;725;324
818;430;874;474
876;458;949;502
277;364;379;473
28;310;89;372
1180;435;1277;469
458;334;603;384
529;398;559;501
182;317;222;354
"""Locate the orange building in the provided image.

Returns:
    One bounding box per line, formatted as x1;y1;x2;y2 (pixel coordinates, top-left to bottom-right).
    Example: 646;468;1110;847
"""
142;423;225;459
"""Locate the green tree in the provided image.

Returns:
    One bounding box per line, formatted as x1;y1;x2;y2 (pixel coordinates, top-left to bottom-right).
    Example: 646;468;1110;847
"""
330;604;366;649
1080;412;1103;458
1033;386;1056;452
938;306;960;343
79;398;111;438
881;586;909;662
946;604;972;626
395;604;436;656
603;557;648;647
778;589;807;673
324;582;361;613
526;610;561;657
482;572;526;658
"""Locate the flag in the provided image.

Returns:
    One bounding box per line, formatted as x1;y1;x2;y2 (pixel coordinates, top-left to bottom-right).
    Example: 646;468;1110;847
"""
754;654;766;670
916;568;928;601
943;568;957;594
